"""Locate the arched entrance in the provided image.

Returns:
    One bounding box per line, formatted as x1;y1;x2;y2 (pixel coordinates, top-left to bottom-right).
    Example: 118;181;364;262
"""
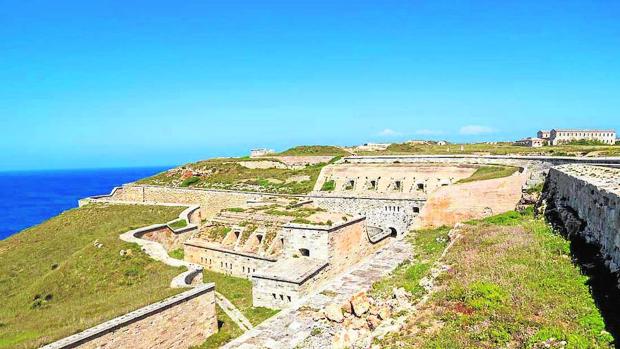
389;227;398;237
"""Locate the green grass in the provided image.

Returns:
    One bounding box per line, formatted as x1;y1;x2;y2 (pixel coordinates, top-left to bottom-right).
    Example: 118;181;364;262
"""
225;207;246;213
168;248;184;260
191;305;244;349
0;203;186;349
320;180;335;192
278;145;350;157
370;226;450;299
378;209;613;348
168;219;188;229
201;270;278;326
457;165;519;183
180;176;200;187
137;158;327;194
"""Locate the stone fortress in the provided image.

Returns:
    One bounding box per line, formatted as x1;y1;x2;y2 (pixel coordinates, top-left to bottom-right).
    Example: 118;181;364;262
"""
49;151;620;349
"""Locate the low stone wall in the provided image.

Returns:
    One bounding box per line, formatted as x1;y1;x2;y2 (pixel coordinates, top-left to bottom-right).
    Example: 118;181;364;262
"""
90;185;255;221
541;165;620;273
185;240;277;279
42;283;217;349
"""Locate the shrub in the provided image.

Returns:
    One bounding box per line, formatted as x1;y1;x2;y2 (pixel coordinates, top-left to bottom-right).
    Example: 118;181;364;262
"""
321;180;336;192
180;176;200;187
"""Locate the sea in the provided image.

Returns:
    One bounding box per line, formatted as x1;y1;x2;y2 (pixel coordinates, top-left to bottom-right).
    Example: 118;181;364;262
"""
0;166;169;240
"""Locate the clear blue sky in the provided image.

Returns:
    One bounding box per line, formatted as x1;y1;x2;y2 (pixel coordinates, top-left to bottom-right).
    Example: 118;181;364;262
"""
1;1;619;171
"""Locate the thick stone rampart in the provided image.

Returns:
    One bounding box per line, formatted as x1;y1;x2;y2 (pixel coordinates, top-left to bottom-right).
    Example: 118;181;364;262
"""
41;283;217;349
541;165;620;272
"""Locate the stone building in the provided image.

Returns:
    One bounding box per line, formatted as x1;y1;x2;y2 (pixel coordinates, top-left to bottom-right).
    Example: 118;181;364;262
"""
547;129;616;145
514;137;546;147
537;130;551;139
182;197;391;309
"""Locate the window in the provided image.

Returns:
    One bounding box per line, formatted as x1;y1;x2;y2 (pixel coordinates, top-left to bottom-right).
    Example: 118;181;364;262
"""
272;293;277;299
280;294;284;300
413;207;420;213
287;296;292;302
417;183;424;190
299;248;310;257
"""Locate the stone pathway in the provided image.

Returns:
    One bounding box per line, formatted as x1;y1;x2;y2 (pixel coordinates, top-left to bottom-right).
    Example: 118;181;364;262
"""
222;237;413;349
217;292;254;332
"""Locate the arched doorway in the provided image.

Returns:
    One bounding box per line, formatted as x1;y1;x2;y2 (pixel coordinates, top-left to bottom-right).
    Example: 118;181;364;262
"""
389;227;398;237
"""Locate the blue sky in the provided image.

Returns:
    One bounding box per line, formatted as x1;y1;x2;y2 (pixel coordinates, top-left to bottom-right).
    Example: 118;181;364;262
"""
1;1;619;170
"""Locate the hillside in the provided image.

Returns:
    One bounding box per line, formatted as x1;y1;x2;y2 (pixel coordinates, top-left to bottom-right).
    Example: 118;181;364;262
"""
0;203;186;349
373;210;613;348
136;157;329;194
277;145;351;157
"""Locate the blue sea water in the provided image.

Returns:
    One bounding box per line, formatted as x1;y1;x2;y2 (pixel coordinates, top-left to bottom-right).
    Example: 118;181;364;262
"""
0;167;169;240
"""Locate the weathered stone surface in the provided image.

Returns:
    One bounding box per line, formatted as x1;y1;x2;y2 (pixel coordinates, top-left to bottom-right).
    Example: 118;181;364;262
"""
44;284;218;349
541;165;620;274
324;303;344;323
350;292;371;316
366;314;381;330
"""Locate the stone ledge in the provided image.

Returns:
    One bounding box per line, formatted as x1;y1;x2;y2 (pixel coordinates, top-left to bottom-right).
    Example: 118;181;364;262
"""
41;283;215;349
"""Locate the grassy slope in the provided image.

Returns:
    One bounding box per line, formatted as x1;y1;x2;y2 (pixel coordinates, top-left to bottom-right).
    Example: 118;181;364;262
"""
457;165;519;183
278;145;351;156
202;270;278;326
362;142;620;157
136;158;326;194
0;203;186;349
378;210;613;348
192;305;243;349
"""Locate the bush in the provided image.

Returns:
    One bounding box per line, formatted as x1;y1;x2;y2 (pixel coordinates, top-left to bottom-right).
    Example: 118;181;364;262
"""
180;176;200;187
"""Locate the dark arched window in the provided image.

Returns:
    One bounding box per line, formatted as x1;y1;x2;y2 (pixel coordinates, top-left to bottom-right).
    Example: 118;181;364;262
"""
299;248;310;257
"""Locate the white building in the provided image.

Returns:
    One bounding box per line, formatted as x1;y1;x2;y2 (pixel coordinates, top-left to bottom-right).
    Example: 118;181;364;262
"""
548;129;616;145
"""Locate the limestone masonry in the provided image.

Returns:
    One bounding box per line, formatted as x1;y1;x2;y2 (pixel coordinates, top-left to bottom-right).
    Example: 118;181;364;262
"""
541;164;620;272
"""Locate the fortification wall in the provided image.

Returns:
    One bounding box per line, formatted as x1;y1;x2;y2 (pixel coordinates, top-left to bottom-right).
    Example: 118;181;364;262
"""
417;171;527;228
541;165;620;272
184;242;276;279
96;185;256;220
312;196;422;234
42;284;217;349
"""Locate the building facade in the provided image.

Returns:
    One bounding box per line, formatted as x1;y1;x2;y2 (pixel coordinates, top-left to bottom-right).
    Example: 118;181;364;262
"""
548;129;616;145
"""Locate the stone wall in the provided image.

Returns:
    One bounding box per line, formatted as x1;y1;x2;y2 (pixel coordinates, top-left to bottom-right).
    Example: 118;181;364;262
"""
42;283;217;349
541;165;620;273
184;241;276;279
99;185;256;221
417;170;527;228
312;196;423;235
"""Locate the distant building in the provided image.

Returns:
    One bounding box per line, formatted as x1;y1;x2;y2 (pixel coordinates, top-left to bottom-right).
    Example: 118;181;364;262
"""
250;148;275;158
436;140;448;146
548;129;616;145
514;137;546;148
537;130;551;139
405;140;429;145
